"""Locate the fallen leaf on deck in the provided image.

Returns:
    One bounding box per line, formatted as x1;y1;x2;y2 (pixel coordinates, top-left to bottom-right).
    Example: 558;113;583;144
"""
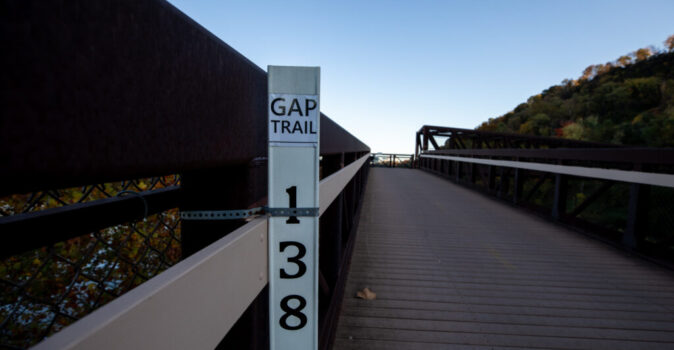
355;287;376;300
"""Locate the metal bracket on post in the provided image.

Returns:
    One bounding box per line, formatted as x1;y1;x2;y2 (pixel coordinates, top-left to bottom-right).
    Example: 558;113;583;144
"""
180;208;264;220
180;207;319;220
266;207;319;217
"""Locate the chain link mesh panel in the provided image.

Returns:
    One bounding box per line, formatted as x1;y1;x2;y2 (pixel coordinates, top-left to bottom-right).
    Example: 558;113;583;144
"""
0;177;181;349
0;176;180;217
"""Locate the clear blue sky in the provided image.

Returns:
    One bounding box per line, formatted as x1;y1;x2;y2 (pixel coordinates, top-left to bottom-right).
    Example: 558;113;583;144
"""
168;0;673;154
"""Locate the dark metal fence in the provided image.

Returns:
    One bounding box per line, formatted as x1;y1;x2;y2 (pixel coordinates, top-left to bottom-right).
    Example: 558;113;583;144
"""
0;178;181;349
414;125;614;159
416;125;674;266
1;1;369;349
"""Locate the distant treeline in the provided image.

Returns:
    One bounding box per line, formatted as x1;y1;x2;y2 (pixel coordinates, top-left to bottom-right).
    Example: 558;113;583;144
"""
477;34;674;147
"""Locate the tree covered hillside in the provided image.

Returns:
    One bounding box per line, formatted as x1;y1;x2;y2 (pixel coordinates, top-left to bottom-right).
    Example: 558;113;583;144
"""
478;35;674;147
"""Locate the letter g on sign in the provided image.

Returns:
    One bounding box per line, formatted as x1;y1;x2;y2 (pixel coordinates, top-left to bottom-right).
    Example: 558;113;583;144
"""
271;98;286;116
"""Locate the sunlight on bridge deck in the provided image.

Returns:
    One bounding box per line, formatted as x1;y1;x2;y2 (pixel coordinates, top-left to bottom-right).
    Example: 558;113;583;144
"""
334;168;674;350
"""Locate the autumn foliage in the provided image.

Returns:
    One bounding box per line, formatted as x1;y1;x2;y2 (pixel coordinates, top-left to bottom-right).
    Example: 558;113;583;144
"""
478;35;674;147
0;177;181;348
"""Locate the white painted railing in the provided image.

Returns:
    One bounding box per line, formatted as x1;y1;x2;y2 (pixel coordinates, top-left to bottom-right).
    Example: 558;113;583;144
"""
33;153;370;350
420;154;674;188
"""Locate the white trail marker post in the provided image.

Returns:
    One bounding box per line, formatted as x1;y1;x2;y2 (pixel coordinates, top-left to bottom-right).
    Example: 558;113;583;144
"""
268;66;320;350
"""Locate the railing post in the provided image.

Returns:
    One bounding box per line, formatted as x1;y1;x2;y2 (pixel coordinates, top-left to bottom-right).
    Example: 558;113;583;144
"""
513;167;524;204
470;163;477;185
456;161;461;182
487;165;495;192
552;173;567;221
498;167;509;199
623;183;650;250
422;129;429;152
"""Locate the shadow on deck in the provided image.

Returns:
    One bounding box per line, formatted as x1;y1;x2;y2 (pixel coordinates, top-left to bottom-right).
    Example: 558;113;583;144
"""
334;168;674;350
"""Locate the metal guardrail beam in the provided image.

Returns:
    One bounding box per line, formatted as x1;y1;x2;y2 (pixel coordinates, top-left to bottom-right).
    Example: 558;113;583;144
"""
426;148;674;165
321;116;370;156
33;153;370;350
414;125;616;159
419;148;674;266
0;187;181;259
0;0;368;197
319;155;369;215
418;125;615;147
421;154;674;188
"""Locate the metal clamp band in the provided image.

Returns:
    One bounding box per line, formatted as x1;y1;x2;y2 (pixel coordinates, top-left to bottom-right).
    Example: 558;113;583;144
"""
265;207;319;217
181;207;264;220
180;206;319;220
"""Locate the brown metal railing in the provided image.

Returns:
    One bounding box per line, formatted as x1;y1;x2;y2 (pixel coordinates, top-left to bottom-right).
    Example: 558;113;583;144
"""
369;153;414;168
417;125;674;267
1;1;369;349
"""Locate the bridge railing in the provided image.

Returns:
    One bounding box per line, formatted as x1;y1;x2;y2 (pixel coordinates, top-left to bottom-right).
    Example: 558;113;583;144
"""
369;153;414;168
416;125;674;266
1;1;369;349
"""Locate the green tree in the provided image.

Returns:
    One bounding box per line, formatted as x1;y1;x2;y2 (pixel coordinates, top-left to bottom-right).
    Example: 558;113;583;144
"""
561;121;583;139
519;113;551;136
475;44;674;147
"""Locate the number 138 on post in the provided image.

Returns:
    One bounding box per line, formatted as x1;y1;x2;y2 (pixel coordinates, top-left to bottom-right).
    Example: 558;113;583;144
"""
268;66;320;349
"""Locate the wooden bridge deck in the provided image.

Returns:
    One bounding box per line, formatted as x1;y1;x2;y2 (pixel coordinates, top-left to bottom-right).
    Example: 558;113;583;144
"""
333;168;674;350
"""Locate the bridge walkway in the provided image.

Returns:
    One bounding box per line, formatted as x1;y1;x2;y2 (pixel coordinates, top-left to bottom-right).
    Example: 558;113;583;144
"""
333;168;674;349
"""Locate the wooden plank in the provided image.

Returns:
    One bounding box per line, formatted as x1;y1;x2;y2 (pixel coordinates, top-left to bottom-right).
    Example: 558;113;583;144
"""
342;298;674;323
339;315;674;343
341;305;674;332
336;326;674;350
334;338;550;350
334;168;674;349
346;266;674;293
345;276;674;300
